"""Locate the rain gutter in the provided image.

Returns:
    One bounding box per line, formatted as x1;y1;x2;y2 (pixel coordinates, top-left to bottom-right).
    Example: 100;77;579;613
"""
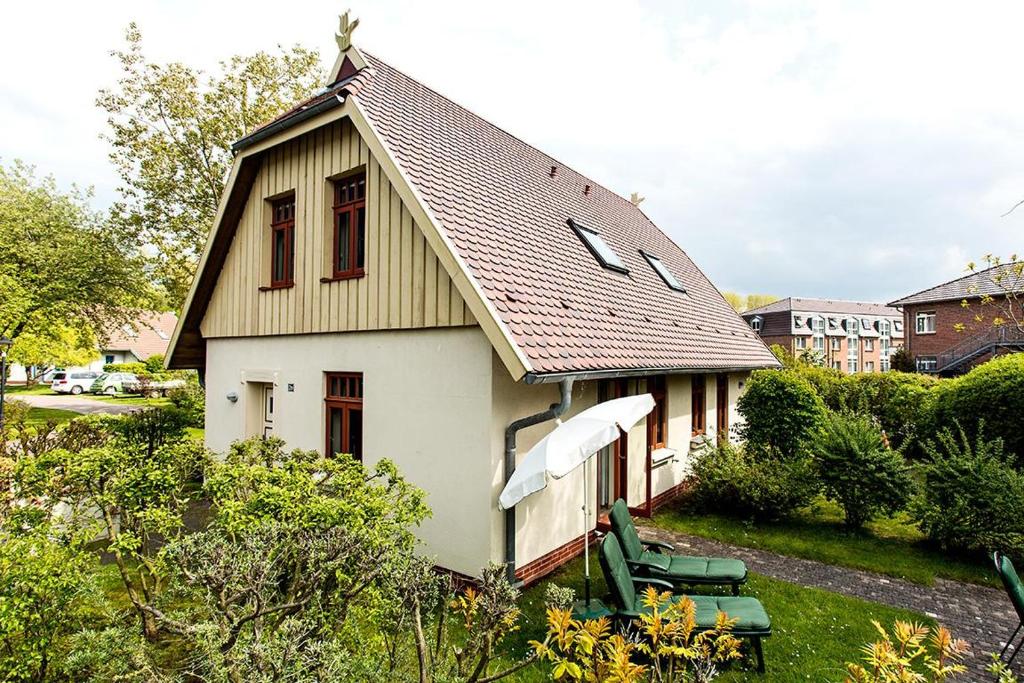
523;364;777;385
503;378;574;584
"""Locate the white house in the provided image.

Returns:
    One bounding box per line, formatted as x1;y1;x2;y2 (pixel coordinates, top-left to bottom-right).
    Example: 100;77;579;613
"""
167;18;779;583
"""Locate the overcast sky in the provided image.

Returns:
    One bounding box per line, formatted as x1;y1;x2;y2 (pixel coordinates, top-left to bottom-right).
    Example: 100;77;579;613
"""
2;0;1022;303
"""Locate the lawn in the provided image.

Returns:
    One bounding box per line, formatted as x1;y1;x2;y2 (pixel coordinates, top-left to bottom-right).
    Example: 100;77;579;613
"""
5;383;55;395
26;407;80;424
92;394;172;408
505;555;931;682
654;498;997;588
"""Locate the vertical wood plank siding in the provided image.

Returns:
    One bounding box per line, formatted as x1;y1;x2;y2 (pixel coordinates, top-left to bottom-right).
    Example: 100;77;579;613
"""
201;119;475;338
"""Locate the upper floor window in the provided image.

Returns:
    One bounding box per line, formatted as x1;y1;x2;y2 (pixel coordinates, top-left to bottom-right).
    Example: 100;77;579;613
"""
795;336;807;350
333;172;367;279
271;196;296;287
750;317;762;333
568;219;628;273
864;338;875;352
916;312;936;334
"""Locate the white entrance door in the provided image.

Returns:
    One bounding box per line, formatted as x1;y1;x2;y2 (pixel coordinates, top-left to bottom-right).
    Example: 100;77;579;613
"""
263;385;274;437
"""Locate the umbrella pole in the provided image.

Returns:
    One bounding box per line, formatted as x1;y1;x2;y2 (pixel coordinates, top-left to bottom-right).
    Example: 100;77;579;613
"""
583;458;591;609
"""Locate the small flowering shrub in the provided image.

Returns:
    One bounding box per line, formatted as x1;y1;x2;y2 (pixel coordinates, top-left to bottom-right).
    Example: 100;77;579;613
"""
844;620;969;683
532;587;743;683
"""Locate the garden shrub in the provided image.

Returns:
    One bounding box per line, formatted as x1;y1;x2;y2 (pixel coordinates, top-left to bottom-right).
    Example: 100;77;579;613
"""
168;382;204;428
913;424;1024;560
812;411;914;528
102;361;147;374
844;619;968;682
690;442;820;520
842;372;937;456
737;369;825;457
923;354;1024;462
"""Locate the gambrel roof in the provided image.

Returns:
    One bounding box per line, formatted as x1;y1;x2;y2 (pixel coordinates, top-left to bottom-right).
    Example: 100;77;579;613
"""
168;44;778;381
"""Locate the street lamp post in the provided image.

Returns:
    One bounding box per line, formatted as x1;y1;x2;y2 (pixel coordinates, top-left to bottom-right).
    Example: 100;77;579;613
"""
0;337;12;434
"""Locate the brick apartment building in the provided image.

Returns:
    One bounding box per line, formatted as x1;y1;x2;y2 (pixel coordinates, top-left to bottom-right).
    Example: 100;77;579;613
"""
742;297;904;374
889;265;1024;375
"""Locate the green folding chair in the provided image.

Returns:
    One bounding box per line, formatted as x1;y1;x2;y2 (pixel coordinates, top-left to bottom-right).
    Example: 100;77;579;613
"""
599;533;771;673
995;552;1024;666
609;498;747;595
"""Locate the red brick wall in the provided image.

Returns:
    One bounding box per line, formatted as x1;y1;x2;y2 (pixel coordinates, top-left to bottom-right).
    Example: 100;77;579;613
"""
515;532;593;586
901;300;1024;360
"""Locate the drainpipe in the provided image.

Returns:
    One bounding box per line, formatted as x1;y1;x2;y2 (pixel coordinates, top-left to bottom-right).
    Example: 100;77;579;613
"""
503;378;574;583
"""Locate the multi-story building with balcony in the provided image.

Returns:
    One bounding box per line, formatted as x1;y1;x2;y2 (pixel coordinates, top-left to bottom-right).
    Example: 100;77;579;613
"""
889;265;1024;375
742;297;904;374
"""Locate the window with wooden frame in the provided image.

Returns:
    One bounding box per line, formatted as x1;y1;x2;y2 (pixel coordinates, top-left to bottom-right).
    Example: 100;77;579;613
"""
647;375;668;450
331;172;366;280
691;373;706;436
270;195;296;287
325;372;363;461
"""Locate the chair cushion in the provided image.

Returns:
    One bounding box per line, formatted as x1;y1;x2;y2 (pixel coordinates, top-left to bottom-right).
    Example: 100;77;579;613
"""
998;554;1024;622
632;594;770;632
655;555;748;582
609;499;644;561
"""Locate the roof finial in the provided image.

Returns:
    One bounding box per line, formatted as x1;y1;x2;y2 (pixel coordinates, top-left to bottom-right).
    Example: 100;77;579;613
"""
630;192;646;206
336;10;360;51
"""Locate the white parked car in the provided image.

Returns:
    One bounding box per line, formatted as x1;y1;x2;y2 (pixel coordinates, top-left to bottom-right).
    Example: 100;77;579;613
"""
51;370;101;395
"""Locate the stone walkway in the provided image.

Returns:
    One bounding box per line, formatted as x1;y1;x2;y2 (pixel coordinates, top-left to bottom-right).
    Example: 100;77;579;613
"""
638;523;1019;682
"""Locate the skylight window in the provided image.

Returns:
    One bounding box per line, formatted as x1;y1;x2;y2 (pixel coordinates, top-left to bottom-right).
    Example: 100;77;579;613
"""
640;251;686;292
568;219;627;273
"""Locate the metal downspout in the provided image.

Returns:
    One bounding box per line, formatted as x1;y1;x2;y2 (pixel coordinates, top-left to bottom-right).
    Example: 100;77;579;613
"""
503;378;574;583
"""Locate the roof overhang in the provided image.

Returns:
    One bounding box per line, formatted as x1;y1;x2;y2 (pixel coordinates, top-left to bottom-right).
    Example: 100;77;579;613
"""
523;362;781;384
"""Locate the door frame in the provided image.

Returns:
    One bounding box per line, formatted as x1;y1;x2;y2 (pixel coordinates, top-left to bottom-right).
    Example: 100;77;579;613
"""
716;373;729;443
595;378;630;530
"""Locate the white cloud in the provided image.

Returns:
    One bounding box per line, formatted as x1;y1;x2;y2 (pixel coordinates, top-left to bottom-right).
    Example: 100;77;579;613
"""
2;0;1022;301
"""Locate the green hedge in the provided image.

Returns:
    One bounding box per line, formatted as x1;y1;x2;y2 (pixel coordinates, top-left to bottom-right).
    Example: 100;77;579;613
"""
737;369;826;457
922;354;1024;463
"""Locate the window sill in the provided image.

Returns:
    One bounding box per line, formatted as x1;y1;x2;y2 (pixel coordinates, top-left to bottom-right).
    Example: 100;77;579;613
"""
651;447;676;467
259;283;294;291
320;271;366;283
916;331;936;335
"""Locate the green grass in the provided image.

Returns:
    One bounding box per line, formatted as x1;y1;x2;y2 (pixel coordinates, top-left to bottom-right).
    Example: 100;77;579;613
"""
653;498;997;588
91;394;172;408
504;555;930;682
4;383;55;395
26;407;80;424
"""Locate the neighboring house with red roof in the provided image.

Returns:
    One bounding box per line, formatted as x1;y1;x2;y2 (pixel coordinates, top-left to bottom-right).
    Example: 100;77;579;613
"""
742;298;904;374
167;18;778;582
889;265;1024;375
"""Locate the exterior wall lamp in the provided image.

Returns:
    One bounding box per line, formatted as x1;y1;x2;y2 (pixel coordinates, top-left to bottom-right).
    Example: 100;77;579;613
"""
226;391;238;403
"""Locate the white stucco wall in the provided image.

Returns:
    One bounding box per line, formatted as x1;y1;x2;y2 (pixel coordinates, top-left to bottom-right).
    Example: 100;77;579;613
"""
204;326;496;577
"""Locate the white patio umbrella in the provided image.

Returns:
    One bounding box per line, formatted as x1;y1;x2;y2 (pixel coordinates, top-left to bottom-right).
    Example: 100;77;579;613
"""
498;393;655;609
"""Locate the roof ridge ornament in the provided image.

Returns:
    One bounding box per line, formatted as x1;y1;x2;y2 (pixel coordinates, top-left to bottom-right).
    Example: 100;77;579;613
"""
336;10;360;51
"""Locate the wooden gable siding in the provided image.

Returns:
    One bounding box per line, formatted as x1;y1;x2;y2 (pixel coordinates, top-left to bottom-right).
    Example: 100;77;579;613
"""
201;119;474;338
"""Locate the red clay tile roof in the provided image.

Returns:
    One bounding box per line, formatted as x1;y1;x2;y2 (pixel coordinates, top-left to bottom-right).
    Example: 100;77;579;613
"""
745;297;902;318
889;264;1024;306
101;312;177;361
349;52;778;376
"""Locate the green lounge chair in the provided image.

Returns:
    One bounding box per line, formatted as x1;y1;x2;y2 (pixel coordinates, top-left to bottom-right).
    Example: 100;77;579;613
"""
609;499;747;595
994;552;1024;665
599;533;771;673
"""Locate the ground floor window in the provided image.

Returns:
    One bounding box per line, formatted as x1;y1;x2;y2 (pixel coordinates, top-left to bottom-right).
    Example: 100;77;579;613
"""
691;374;706;436
326;372;363;461
916;356;938;372
865;361;875;372
715;374;729;442
648;375;668;449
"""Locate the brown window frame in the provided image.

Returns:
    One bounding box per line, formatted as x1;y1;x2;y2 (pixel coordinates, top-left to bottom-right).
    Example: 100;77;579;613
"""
269;196;296;288
715;374;729;442
331;172;367;280
647;375;668;450
325;372;363;461
691;373;706;436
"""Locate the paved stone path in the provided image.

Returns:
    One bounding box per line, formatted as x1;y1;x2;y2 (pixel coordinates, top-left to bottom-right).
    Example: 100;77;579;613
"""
639;523;1019;681
15;393;139;415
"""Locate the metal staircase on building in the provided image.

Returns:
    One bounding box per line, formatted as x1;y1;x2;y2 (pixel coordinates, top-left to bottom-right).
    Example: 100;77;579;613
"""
934;325;1024;376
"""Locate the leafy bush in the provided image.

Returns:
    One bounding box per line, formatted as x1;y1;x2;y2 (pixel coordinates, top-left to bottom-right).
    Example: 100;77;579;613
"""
812;412;914;528
924;354;1024;462
690;442;819;521
912;424;1024;559
844;620;968;683
102;361;147;374
737;369;825;457
842;372;937;456
143;353;165;374
888;347;916;373
167;382;204;428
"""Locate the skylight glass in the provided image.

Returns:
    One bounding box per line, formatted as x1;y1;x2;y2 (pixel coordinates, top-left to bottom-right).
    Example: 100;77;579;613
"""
568;219;628;273
641;251;686;292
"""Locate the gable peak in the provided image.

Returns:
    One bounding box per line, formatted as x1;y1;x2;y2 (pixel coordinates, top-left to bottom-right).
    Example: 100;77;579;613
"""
328;10;368;85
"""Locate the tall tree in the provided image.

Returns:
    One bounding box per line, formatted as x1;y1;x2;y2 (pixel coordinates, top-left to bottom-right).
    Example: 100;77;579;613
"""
97;24;325;308
0;161;147;355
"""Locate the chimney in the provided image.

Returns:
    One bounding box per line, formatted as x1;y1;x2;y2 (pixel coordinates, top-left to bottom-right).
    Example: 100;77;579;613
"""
549;165;558;178
583;184;591;196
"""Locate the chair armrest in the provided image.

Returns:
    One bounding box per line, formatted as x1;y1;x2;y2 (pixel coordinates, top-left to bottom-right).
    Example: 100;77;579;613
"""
642;539;675;553
626;558;665;573
631;576;674;591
